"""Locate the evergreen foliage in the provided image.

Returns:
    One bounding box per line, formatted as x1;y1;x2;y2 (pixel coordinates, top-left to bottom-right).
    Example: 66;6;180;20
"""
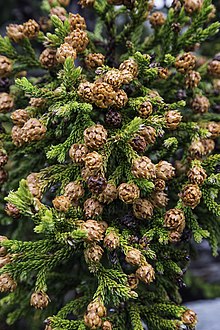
0;0;219;329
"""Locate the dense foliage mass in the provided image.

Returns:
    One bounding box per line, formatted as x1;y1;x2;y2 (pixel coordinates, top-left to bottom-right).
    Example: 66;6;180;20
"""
0;0;220;329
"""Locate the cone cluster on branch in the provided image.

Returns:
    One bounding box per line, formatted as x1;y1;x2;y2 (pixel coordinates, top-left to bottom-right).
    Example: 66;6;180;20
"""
0;1;219;330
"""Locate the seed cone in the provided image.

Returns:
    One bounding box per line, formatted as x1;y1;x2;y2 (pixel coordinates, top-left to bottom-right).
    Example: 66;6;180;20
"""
136;264;155;284
30;291;50;309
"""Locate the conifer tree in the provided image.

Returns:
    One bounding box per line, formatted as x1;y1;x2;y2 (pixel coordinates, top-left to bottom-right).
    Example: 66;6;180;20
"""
0;0;220;329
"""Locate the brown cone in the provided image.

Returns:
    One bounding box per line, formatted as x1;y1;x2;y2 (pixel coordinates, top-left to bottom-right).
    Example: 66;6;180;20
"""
132;156;156;179
136;264;155;284
85;53;105;69
0;56;12;78
30;291;49;309
11;109;30;127
133;199;154;219
65;29;89;53
52;195;71;212
118;183;140;204
81;220;106;242
104;231;120;250
187;166;207;185
69;143;88;164
125;248;142;266
23;19;39;39
84;124;107;150
64;182;84;201
97;183;118;204
164;209;185;230
84;198;103;219
6;24;24;42
156;161;175;180
180;184;202;208
84;244;103;263
5;203;20;219
0;93;14;113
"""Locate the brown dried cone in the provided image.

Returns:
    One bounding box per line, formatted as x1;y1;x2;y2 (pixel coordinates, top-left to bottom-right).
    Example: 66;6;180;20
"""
0;273;17;292
23;19;39;39
84;124;107;150
0;92;14;113
185;70;201;89
154;179;166;191
11;126;25;147
208;60;220;77
149;12;165;27
125;248;142;266
30;97;45;108
11;109;30;127
5;203;20;219
133;199;154;219
187;166;207;185
191;95;210;113
156;160;175;180
201;138;215;155
181;310;198;327
52;195;71;212
118;183;140;204
188;140;205;159
56;43;77;63
27;173;42;199
136;263;155;284
0;56;12;78
30;291;49;309
64;182;85;201
0;255;11;268
85;53;105;69
158;67;170;79
50;7;67;22
119;59;138;77
175;53;196;73
92;82;116;108
80;220;106;242
114;89;128;108
127;273;139;290
87;300;107;317
87;175;107;194
139;126;156;145
6;24;24;42
84;311;102;329
138;100;153;118
0;168;8;185
104;231;120;250
164;209;185;230
40;48;58;69
22;118;47;142
78;81;95;103
103;69;123;89
0;150;8;167
168;230;182;243
183;0;202;14
105;109;122;127
102;320;113;330
79;0;96;7
120;69;134;84
58;0;70;6
84;151;103;171
97;183;118;204
130;135;147;153
69;143;88;164
151;191;168;208
84;198;103;219
165;110;182;130
84;244;103;263
132;156;156;179
0;236;8;257
180;184;202;208
69;13;86;31
65;29;89;53
206;122;220;139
